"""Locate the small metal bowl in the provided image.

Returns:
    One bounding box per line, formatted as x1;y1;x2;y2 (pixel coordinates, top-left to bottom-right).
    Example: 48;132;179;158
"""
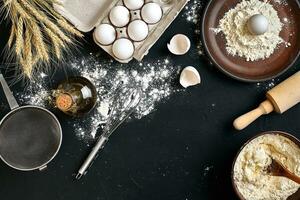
231;131;300;200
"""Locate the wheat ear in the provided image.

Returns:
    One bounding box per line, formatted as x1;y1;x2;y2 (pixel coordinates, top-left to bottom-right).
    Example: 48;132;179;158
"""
57;19;83;37
8;23;15;48
23;26;33;77
19;0;72;43
15;17;24;57
3;0;83;78
33;0;83;37
11;0;31;19
29;21;49;62
44;25;65;59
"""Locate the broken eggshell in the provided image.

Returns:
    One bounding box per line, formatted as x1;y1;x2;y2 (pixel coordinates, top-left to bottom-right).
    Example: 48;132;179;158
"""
180;66;201;88
167;34;191;55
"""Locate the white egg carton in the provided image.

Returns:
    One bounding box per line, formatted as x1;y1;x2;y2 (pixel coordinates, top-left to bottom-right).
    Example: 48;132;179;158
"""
54;0;189;63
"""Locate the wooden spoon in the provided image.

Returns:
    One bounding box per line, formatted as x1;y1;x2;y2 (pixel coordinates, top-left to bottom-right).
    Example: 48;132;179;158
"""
265;158;300;184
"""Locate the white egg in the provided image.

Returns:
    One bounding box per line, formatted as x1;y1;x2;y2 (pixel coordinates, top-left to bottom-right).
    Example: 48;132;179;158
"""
127;20;149;41
141;3;162;24
112;38;134;60
247;14;269;35
123;0;144;10
94;24;116;45
109;6;130;27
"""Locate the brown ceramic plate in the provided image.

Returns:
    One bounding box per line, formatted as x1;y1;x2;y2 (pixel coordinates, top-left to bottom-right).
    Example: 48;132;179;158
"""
231;131;300;200
202;0;300;82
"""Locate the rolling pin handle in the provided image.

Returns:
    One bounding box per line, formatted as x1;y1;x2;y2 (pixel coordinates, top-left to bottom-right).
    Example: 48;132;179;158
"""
233;100;274;130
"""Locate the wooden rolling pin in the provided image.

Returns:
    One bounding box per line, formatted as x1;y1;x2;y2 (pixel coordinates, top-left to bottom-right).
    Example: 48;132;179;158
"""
234;71;300;130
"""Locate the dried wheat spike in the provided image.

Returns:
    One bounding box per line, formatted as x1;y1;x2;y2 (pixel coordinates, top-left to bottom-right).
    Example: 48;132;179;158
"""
2;0;83;78
20;0;72;43
44;25;65;59
8;23;15;48
30;21;49;62
23;26;33;77
57;19;83;37
15;17;24;57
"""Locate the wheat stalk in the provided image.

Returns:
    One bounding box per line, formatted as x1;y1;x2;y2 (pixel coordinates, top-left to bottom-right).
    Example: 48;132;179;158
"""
44;25;65;59
30;21;49;62
33;0;82;37
11;0;31;19
2;0;83;78
15;17;24;57
8;23;15;48
57;19;83;37
20;0;72;43
23;26;33;76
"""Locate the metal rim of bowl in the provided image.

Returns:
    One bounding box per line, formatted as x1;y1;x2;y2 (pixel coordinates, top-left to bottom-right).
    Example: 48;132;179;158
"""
231;131;300;200
201;0;300;83
0;105;63;171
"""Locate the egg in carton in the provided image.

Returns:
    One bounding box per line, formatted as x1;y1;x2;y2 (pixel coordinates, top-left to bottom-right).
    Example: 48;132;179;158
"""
54;0;189;63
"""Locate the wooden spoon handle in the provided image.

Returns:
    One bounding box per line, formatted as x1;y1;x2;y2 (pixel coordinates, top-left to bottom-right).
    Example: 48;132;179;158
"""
285;171;300;184
233;100;274;130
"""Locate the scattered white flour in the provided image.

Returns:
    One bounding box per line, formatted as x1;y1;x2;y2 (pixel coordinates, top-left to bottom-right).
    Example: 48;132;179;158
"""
203;165;213;176
233;134;300;200
17;72;50;106
273;0;288;5
256;78;281;90
16;56;182;142
213;0;286;61
183;0;204;56
183;0;203;24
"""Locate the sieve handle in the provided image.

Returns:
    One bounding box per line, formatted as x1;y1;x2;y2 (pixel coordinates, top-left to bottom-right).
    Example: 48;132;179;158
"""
0;74;19;110
39;165;47;171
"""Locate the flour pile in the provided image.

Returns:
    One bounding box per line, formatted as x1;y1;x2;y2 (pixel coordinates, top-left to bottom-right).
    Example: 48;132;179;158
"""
17;56;181;141
234;134;300;200
213;0;287;61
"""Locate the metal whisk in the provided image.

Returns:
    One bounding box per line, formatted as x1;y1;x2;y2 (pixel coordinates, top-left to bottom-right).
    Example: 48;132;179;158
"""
75;86;142;179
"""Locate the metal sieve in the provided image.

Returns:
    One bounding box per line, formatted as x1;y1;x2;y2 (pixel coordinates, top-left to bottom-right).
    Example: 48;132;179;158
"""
0;74;62;171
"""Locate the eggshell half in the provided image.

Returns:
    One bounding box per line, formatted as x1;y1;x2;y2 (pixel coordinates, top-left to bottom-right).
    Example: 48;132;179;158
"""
180;66;201;88
167;34;191;55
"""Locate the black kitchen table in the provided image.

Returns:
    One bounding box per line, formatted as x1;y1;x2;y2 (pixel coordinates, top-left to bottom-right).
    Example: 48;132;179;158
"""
0;0;299;199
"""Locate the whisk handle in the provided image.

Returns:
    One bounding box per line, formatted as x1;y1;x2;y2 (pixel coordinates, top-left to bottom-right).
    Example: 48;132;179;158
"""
76;135;108;179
